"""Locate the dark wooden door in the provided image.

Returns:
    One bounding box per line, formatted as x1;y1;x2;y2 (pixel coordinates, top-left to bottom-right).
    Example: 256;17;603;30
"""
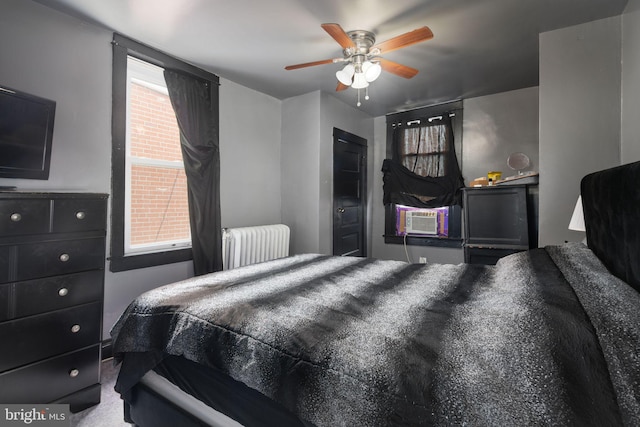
333;128;367;257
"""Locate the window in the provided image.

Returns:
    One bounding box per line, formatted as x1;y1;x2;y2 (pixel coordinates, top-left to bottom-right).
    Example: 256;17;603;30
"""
398;123;448;178
110;34;219;272
383;101;464;247
127;58;190;255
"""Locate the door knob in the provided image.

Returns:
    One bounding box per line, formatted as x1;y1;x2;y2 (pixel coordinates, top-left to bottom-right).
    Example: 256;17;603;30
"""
337;207;345;213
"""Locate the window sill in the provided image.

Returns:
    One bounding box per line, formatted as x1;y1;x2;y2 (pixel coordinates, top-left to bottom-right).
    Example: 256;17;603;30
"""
109;247;192;272
384;235;464;248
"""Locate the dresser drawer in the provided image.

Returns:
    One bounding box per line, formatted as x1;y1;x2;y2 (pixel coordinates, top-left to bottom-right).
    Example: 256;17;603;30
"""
0;283;8;322
15;237;105;281
0;302;101;372
0;199;50;236
0;245;8;283
0;345;100;404
11;270;104;319
52;198;107;233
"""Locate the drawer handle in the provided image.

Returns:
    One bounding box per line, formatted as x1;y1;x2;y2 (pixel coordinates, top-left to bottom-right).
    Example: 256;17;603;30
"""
69;369;80;378
10;213;21;222
76;211;86;220
58;288;69;297
71;324;81;333
59;253;70;262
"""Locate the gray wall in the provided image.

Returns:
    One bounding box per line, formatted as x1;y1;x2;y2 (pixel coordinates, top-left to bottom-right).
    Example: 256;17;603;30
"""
281;92;322;255
539;16;622;246
462;87;539;182
1;0;284;336
622;0;640;164
371;87;540;263
220;78;282;229
0;0;112;193
281;91;374;256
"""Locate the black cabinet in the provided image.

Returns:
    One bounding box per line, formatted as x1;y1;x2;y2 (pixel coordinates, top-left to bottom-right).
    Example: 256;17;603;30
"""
0;192;107;412
463;184;538;265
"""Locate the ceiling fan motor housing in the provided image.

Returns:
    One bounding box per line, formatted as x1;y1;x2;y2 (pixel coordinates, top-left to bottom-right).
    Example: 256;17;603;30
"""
345;30;377;65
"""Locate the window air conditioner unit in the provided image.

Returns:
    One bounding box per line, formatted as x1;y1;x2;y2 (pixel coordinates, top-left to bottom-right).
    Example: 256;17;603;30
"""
406;211;438;235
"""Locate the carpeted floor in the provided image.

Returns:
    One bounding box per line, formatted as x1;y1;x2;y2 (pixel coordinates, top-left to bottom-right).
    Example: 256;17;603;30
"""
69;358;129;427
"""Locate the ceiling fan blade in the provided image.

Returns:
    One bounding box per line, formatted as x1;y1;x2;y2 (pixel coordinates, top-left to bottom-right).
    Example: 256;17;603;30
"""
285;58;336;70
379;58;419;79
321;23;356;49
374;26;433;54
336;81;349;92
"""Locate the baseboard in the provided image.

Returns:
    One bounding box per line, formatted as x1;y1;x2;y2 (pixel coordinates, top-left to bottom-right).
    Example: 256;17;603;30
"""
102;339;113;360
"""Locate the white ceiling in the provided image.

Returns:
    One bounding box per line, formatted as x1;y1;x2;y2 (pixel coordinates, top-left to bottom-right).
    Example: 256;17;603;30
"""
33;0;628;116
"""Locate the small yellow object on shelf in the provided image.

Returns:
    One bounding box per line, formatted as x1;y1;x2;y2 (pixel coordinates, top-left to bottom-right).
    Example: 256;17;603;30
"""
487;171;502;182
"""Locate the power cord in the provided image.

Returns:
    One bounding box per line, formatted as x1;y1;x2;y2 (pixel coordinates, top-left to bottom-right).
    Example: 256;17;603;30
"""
403;233;412;264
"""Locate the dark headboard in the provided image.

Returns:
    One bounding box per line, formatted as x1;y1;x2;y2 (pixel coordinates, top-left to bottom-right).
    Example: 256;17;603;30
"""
581;161;640;292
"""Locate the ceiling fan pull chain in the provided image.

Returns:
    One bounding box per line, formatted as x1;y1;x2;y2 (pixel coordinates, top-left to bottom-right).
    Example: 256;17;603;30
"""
357;88;362;107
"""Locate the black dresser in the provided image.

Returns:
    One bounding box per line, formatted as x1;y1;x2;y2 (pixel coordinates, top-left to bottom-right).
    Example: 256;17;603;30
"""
463;184;538;265
0;191;107;412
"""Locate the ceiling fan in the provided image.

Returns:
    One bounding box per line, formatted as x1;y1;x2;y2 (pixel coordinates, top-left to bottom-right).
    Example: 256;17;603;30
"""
285;23;434;105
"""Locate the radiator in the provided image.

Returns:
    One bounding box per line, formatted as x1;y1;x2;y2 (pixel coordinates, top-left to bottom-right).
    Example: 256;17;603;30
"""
222;224;290;270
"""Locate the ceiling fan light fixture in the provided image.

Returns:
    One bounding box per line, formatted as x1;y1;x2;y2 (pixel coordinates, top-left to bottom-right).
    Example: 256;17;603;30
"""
364;62;382;82
336;63;355;86
351;72;369;89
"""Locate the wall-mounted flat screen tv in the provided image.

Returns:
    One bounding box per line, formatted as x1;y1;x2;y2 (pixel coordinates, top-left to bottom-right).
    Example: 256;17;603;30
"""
0;86;55;180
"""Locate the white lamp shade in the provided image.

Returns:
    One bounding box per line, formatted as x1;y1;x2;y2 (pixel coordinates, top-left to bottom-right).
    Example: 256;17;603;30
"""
336;63;355;86
568;195;586;232
364;62;382;82
351;72;369;89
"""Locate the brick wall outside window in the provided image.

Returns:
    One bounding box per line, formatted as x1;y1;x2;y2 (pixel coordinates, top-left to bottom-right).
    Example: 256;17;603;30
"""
129;82;191;246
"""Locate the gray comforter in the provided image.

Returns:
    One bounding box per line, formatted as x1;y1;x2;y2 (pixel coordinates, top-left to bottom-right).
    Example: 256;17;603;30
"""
111;243;640;426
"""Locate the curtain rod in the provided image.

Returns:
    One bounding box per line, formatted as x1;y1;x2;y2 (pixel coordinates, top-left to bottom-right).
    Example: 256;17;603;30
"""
391;113;456;128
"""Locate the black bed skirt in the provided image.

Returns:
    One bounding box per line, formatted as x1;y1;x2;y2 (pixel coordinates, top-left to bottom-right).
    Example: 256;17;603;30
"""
123;355;312;427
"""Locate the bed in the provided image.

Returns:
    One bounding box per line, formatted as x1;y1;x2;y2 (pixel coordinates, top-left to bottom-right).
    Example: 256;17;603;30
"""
111;161;640;427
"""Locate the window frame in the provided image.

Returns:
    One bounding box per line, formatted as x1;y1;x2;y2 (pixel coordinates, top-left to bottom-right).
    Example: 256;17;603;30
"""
383;101;464;248
110;33;219;272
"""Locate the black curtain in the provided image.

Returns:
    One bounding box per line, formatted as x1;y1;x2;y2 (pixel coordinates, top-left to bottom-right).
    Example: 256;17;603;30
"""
382;115;464;208
164;69;222;275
